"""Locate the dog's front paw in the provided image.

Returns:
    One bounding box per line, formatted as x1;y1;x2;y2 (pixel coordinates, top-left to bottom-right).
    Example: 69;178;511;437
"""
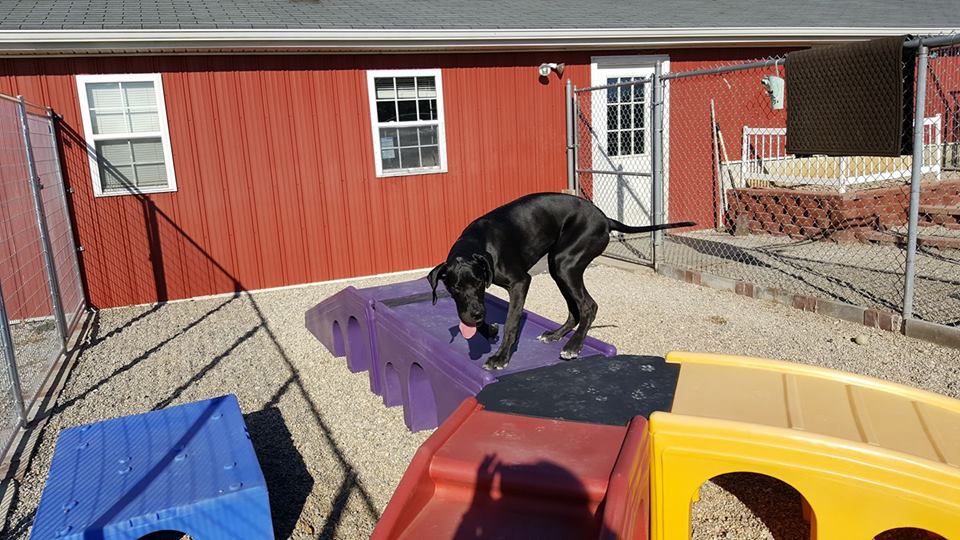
538;330;562;343
483;354;509;370
559;346;580;360
480;322;499;341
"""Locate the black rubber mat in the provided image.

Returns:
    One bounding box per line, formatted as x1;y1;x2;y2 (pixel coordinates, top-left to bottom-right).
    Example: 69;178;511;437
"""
476;355;680;426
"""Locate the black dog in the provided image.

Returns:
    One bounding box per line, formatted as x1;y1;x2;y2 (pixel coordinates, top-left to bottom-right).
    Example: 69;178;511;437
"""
427;192;694;370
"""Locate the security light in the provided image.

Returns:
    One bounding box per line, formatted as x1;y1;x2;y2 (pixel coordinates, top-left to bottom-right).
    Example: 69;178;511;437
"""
538;63;565;77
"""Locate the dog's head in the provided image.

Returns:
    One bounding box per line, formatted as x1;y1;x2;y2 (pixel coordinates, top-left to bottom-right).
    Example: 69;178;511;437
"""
427;253;493;326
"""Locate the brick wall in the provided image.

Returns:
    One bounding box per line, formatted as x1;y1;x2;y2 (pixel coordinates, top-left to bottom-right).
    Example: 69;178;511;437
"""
727;179;960;241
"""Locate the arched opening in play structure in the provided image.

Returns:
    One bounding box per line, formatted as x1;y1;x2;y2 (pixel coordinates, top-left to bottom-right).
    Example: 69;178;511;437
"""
691;472;811;539
138;531;190;540
407;363;437;431
346;316;369;372
330;319;344;357
383;362;402;407
875;528;947;540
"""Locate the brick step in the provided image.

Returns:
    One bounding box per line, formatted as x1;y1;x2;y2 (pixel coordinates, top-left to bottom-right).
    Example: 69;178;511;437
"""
919;205;960;217
918;205;960;227
859;230;960;249
918;221;960;230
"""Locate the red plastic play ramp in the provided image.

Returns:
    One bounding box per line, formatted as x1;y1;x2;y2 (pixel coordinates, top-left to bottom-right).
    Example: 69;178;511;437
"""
373;398;648;540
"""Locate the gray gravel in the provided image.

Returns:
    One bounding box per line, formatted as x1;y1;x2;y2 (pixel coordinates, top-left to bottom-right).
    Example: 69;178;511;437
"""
658;229;960;326
4;263;960;539
0;318;62;448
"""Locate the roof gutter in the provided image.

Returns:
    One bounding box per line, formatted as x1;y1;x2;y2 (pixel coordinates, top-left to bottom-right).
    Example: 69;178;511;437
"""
0;27;955;56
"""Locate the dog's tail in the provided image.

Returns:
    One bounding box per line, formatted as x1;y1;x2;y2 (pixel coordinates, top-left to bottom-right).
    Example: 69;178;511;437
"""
606;218;696;234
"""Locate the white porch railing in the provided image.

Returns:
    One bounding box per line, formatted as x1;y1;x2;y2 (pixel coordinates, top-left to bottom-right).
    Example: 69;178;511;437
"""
737;115;943;193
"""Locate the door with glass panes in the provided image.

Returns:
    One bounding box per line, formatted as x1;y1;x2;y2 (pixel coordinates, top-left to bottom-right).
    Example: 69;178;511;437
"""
590;56;667;227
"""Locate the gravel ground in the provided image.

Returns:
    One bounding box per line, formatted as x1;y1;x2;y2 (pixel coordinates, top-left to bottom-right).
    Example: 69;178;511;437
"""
0;318;62;446
4;263;960;539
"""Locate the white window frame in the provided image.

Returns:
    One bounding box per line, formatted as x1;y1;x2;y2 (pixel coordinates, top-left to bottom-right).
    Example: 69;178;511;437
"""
76;73;178;197
366;69;448;178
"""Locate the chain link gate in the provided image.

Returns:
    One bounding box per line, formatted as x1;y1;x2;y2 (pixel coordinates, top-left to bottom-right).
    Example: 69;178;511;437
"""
0;93;86;460
566;35;960;331
570;71;661;265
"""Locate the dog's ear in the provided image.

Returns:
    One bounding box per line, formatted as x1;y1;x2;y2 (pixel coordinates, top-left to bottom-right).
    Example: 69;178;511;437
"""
472;253;493;289
427;262;447;305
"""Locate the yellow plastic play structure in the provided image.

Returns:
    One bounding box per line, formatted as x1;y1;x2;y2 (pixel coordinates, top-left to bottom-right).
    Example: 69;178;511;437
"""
650;351;960;540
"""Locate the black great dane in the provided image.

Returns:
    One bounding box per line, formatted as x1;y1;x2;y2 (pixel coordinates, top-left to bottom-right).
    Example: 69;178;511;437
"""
427;192;694;370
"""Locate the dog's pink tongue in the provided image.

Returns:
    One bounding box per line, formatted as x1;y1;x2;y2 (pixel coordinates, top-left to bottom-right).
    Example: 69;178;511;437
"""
459;321;477;339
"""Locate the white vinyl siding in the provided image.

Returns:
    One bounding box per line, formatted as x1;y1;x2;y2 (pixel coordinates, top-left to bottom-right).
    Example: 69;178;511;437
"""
76;74;177;196
366;69;447;177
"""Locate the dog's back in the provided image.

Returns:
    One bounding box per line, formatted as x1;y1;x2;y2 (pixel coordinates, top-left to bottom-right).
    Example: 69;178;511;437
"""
467;192;602;236
458;192;602;262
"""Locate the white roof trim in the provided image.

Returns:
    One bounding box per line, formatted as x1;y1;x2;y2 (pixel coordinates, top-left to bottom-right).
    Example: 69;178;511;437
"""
0;27;954;56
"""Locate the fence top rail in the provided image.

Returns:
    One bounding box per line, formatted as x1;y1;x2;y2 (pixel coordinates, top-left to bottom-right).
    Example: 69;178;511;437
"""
662;57;783;81
575;75;653;94
905;33;960;49
0;92;51;113
25;108;52;119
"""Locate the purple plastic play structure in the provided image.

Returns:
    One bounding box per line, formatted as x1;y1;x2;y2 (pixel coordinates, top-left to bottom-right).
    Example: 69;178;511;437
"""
305;278;616;431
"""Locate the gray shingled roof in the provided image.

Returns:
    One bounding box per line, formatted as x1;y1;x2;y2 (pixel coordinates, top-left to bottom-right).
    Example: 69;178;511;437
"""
1;0;959;31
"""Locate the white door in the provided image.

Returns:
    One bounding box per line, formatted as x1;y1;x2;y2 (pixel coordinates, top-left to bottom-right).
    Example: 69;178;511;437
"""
590;55;668;227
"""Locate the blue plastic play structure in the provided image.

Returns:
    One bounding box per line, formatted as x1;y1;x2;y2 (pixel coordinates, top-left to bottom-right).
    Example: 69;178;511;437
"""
31;394;273;540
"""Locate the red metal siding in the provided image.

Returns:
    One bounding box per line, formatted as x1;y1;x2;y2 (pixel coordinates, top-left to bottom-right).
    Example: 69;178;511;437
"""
0;53;585;308
0;109;52;320
0;47;792;309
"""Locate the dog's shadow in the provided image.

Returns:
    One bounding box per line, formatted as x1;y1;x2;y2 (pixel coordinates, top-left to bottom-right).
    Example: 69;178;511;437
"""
448;315;526;360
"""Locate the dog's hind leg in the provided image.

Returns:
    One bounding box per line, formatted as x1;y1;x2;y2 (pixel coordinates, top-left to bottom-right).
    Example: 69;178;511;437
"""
551;222;608;360
538;253;580;343
558;264;597;360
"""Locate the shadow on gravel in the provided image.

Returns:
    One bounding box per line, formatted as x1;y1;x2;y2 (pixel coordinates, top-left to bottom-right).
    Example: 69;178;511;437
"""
666;234;902;312
3;121;386;539
1;507;34;538
245;407;313;539
707;473;810;540
33;295;241;424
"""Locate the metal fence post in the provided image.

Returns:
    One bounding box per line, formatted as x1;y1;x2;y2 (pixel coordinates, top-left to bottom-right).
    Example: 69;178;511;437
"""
17;96;69;346
0;283;27;428
651;62;665;265
572;86;580;196
902;46;929;320
565;79;576;194
47;110;88;324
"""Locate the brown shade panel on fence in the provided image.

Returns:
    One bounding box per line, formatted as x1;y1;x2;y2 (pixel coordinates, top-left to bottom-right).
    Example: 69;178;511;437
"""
785;36;915;157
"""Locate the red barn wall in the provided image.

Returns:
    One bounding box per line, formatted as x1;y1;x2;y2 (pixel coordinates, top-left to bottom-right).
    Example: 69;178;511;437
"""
0;47;794;309
0;105;53;320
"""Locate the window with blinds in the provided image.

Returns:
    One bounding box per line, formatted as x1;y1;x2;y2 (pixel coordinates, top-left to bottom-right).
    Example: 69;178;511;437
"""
366;70;447;177
76;74;177;196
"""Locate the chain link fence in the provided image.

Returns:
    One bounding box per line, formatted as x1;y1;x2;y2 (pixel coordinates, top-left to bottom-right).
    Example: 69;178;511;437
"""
0;94;86;460
915;40;960;325
574;76;657;263
571;34;960;329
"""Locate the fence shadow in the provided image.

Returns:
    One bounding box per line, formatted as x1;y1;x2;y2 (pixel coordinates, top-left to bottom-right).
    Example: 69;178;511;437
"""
244;406;314;539
1;116;386;537
666;233;903;312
